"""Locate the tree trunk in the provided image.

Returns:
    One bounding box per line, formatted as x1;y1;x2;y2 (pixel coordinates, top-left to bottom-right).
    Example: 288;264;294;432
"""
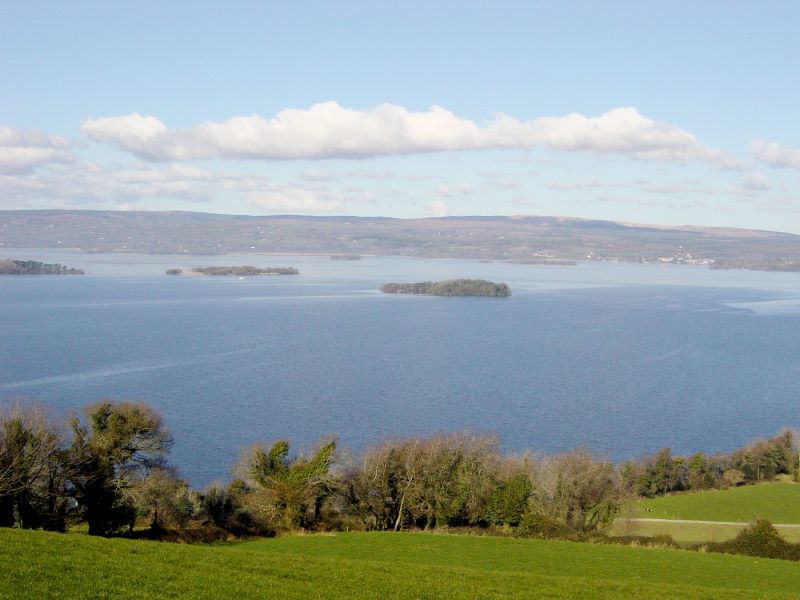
394;491;406;531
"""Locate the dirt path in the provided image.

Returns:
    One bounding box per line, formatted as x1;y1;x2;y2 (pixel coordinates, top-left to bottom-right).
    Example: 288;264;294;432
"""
623;517;800;528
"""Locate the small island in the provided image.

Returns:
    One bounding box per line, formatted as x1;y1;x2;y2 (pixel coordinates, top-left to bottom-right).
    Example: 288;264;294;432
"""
330;254;362;260
380;279;511;297
509;258;578;266
188;265;299;276
0;259;84;275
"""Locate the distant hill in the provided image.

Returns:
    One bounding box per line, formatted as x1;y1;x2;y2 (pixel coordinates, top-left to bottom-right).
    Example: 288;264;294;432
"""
2;209;800;271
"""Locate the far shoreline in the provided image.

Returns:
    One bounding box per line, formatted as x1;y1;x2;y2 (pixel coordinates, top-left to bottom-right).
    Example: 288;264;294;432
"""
8;247;796;274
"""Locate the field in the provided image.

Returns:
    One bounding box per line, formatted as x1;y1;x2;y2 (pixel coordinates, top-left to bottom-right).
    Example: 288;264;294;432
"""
627;482;800;522
612;482;800;543
4;529;800;599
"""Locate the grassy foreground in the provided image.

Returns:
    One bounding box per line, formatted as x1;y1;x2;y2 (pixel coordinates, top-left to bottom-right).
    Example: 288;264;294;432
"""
3;529;800;599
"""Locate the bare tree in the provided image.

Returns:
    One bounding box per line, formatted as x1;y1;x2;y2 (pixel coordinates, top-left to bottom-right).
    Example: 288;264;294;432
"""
0;404;68;530
533;449;621;533
352;432;502;530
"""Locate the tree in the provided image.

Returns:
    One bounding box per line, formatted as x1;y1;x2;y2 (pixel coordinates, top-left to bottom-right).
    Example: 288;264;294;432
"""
241;439;337;529
687;452;716;490
533;449;621;533
70;401;173;535
125;468;199;531
349;433;501;531
0;404;68;530
634;448;688;497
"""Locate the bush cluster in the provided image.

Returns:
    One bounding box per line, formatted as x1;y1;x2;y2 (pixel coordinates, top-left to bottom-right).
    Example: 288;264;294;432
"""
707;519;800;561
1;400;797;550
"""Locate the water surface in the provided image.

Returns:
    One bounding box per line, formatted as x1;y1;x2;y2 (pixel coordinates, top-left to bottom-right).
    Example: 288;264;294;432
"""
2;250;799;486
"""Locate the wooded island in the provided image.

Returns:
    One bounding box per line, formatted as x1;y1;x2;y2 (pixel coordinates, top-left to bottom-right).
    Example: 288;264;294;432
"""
380;279;511;297
167;265;299;276
0;259;84;275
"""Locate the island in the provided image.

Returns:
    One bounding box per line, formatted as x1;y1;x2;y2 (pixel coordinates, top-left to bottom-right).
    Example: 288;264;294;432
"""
189;265;299;276
165;268;183;275
380;279;511;297
330;254;362;260
509;258;577;266
0;259;84;275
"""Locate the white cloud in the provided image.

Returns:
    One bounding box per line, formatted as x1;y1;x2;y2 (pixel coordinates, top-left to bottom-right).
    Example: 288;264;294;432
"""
0;124;73;173
298;169;338;182
0;162;271;207
741;171;771;191
436;182;473;197
80;102;738;168
426;200;449;217
751;140;800;169
244;190;343;213
547;179;603;191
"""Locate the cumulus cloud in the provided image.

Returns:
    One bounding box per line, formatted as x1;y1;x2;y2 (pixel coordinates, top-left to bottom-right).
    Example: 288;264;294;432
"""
0;124;73;173
751;140;800;169
80;102;738;168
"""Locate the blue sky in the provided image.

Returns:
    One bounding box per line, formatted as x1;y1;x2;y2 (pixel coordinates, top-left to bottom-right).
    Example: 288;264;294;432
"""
2;1;799;231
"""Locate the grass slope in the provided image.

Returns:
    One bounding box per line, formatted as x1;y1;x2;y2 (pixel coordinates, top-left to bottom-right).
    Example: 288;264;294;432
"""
3;529;800;599
611;482;800;543
628;482;800;523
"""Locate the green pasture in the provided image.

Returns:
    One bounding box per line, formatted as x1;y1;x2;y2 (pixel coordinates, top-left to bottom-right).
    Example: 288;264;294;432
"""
626;482;800;523
3;528;800;599
613;482;800;543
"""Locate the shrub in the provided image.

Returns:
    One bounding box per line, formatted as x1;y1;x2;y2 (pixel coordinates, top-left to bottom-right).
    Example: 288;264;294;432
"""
707;519;800;561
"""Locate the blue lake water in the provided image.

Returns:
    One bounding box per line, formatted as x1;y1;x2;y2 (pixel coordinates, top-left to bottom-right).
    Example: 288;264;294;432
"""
2;250;800;486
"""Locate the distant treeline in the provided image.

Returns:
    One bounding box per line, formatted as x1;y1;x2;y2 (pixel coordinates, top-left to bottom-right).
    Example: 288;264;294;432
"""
0;259;84;275
190;266;299;276
621;432;796;496
1;401;795;542
381;279;511;297
710;259;800;272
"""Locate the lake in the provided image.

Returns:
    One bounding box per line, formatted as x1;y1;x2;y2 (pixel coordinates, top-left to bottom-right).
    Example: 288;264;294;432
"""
2;249;799;486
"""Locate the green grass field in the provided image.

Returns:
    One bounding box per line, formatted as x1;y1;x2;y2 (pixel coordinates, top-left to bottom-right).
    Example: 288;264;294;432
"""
3;528;800;599
611;482;800;543
626;482;800;523
611;519;800;544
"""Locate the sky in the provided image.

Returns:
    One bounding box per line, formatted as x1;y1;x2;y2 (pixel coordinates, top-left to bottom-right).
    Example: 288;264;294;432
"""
1;1;800;232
